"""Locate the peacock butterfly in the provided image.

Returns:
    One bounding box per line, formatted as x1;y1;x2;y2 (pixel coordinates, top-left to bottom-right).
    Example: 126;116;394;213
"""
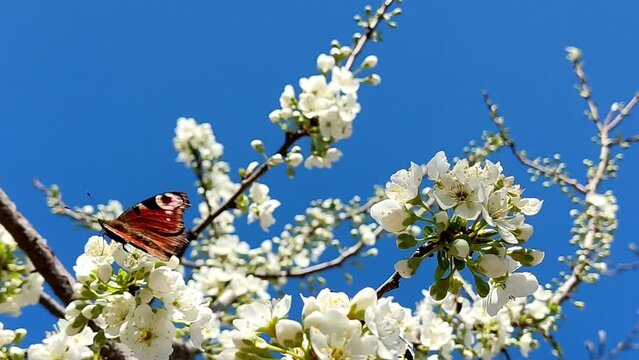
98;192;191;261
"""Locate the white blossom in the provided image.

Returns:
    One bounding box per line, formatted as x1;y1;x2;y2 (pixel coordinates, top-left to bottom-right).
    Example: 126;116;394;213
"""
370;199;411;233
306;309;377;360
120;305;176;360
385;162;423;203
27;320;95;360
484;272;539;316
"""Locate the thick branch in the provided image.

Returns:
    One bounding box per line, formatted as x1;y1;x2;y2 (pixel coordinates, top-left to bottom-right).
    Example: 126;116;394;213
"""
0;188;134;360
0;187;76;304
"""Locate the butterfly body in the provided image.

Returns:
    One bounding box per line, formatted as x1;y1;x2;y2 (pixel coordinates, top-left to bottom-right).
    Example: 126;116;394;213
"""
99;192;191;261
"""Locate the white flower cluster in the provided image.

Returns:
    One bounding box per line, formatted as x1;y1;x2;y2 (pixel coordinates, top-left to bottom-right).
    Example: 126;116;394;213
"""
174;117;224;165
173;117;239;232
0;225;44;316
220;288;416;360
247;183;281;231
0;322;26;359
269;50;380;169
67;236;218;360
409;284;557;359
28;319;95;360
246;196;376;278
371;152;544;315
192;233;270;302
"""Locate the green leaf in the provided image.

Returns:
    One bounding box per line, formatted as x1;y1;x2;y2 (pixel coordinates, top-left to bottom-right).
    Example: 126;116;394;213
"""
407;256;424;270
449;277;463;295
474;275;490;298
430;278;450;300
396;233;417;249
437;250;450;269
434;263;447;280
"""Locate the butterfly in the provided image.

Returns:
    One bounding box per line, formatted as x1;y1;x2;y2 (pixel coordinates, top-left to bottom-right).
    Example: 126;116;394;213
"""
98;192;191;261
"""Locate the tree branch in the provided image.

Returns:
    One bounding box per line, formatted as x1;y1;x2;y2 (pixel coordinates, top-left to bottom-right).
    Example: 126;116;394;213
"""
253;241;366;279
481;92;588;194
551;93;638;305
0;187;76;305
187;130;307;239
344;0;398;71
187;0;400;240
32;178;92;224
376;241;438;298
0;187;135;360
39;292;66;319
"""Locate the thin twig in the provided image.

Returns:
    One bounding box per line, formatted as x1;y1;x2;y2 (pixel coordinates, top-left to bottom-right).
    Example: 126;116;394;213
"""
39;292;66;318
550;94;639;304
188;0;399;240
610;134;639;147
254;241;366;279
188;144;214;216
605;93;639;130
376;241;438;298
481;92;588;194
605;322;639;360
187;130;307;239
344;0;398;70
32;178;90;223
570;56;600;126
603;261;639;276
251;200;379;278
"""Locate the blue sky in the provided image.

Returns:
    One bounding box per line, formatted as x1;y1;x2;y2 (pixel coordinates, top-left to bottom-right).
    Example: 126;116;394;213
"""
1;1;639;358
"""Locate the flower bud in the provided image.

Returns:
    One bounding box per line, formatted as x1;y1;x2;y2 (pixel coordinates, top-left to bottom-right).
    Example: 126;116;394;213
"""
246;161;259;175
361;55;378;69
394;259;415;278
317;53;335;73
565;46;582;63
275;319;303;348
251;139;264;154
434;211;449;233
269;153;283;165
450;238;470;259
350;288;376;317
286;152;303;167
516;224;533;242
370;199;412;233
8;346;25;359
268;110;281;122
478;254;509;278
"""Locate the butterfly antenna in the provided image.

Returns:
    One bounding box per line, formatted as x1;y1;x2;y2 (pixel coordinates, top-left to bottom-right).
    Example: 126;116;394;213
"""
86;191;107;221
